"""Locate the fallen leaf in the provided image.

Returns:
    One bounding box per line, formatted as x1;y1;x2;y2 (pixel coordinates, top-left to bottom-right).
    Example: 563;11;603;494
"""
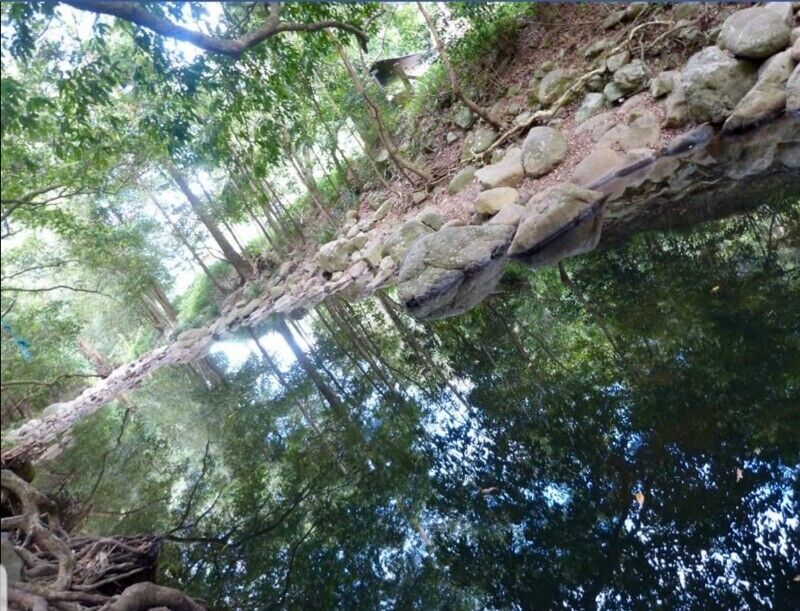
736;468;744;482
480;487;499;494
633;491;645;507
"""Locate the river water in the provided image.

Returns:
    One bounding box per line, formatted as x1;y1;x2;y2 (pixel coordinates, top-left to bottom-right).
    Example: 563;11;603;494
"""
52;197;799;609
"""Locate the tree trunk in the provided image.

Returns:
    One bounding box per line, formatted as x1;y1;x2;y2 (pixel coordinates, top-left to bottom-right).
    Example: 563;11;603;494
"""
287;150;336;227
336;44;432;184
273;317;350;426
417;2;501;130
148;193;227;293
163;160;251;282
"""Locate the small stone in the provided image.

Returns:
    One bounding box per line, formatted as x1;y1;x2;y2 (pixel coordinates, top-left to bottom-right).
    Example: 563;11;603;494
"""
673;2;701;21
663;80;689;128
575;92;608;123
575;110;616;141
367;192;382;210
374;201;392;221
603;81;626;103
417;207;443;230
317;238;358;273
474;147;525;189
454;106;475;129
521;126;568;177
583;38;612;59
534;60;555;79
362;241;384;267
718;7;791;59
539;68;573;106
446;131;459;144
514;111;533;127
597;109;661;152
625;2;647;19
586;73;606;92
613;59;650;94
475;187;520;216
571;146;625;187
603;9;626;30
488;202;525;227
650;70;679;98
471;126;497;154
412;190;428;205
606;50;630;74
490;148;505;164
448;165;477;193
507;84;522;97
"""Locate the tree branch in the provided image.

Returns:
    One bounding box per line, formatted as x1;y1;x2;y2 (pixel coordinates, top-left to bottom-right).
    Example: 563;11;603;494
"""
1;373;103;389
61;1;368;58
1;284;113;298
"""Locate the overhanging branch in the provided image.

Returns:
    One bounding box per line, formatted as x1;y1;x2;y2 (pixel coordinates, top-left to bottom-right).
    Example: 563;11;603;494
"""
61;1;368;58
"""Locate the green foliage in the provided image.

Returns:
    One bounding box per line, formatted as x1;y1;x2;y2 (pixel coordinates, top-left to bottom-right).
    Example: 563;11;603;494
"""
176;261;228;326
449;3;535;91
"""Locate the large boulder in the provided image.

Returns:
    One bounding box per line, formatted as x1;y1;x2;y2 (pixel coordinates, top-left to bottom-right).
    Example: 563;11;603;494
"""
396;224;515;320
682;46;757;123
718;7;791;59
509;183;606;267
475;187;520;216
521;126;568;177
475;147;525;189
724;49;797;133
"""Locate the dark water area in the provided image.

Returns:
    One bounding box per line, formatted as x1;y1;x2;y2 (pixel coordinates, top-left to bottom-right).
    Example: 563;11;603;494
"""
57;199;800;609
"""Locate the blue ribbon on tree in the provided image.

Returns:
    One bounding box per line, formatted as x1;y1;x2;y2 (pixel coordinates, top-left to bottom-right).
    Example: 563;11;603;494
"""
1;317;32;361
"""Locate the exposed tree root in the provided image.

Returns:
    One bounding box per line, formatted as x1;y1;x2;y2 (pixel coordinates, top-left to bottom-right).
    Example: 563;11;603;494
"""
1;469;205;610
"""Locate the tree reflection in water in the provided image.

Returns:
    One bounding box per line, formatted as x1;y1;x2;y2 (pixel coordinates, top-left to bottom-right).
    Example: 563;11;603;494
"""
54;199;799;609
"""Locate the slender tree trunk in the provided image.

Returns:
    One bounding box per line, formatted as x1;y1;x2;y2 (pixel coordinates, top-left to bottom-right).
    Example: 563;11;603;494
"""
273;317;350;425
345;121;392;189
287;150;336;227
163;159;251;282
376;292;470;408
417;2;501;130
148;193;227;293
247;327;323;435
336;44;432;184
